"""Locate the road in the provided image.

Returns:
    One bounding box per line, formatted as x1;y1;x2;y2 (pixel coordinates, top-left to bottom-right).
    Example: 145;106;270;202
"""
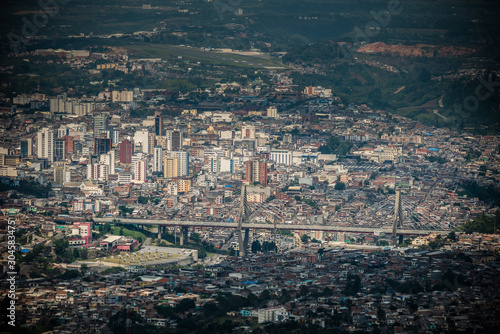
93;218;448;236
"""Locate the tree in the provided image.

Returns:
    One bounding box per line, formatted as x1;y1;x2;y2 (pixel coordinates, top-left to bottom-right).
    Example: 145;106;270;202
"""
54;239;69;255
262;241;276;253
343;274;361;296
419;68;431;82
318;136;353;156
80;248;88;260
175;298;196;313
103;223;112;233
190;233;201;243
447;231;457;242
266;195;276;202
301;234;309;244
377;240;390;246
137;196;148;204
251;240;262;253
335;182;346;191
377;306;386;322
118;206;134;217
299;285;309;297
80;263;89;276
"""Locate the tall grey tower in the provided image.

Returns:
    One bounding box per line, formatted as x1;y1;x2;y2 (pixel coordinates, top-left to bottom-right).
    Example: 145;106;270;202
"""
392;188;403;246
237;185;250;257
93;113;108;138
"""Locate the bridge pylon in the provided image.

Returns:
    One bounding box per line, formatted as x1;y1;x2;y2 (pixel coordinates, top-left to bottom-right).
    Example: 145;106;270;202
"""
392;188;403;246
237;185;250;257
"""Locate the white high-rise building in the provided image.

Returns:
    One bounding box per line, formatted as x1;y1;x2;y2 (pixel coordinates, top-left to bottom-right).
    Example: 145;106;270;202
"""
134;130;150;154
36;127;54;163
109;150;115;175
166;181;178;195
209;156;219;173
209;156;233;173
241;125;256;139
267;106;278;118
133;160;146;183
100;150;116;175
57;125;69;138
153;146;163;173
168;151;189;176
164;131;173;151
219;157;233;173
111;90;133;102
87;164;108;181
270;149;292;166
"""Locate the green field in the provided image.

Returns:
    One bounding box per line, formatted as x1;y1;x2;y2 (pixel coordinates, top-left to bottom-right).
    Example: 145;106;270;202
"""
111;226;147;241
125;43;286;69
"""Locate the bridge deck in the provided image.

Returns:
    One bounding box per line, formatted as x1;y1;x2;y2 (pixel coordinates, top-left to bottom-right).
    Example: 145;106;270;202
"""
93;218;447;235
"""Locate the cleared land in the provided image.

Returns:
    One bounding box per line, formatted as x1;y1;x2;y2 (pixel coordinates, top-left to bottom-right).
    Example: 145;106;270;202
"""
92;250;180;266
124;43;286;69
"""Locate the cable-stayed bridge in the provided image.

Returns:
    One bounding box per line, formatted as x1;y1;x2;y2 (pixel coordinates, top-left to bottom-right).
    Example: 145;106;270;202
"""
86;186;448;257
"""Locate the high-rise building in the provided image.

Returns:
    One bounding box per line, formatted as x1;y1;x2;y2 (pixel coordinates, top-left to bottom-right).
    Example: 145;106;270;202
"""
241;125;256;139
20;138;32;158
267;106;278;118
57;125;69;138
62;135;73;153
100;151;116;175
148;132;155;155
93;113;108;138
171;130;183;151
134;130;150;154
166;181;178;195
54;138;66;161
270;149;292;166
164;131;173;151
94;135;111;156
111;129;120;146
245;159;267;186
177;178;191;193
156;136;168;150
111;90;133;102
120;139;133;164
209;156;218;173
36;127;54;163
153;146;163;173
73;141;83;155
87;164;108;181
219;157;233;173
163;157;178;178
109;150;115;175
54;166;65;185
154;111;163;136
133;160;146;183
169;151;189;176
209;156;233;173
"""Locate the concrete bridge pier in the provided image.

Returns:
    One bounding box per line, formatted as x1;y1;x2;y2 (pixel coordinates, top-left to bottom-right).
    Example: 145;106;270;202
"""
180;226;189;245
158;225;168;239
243;229;249;256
